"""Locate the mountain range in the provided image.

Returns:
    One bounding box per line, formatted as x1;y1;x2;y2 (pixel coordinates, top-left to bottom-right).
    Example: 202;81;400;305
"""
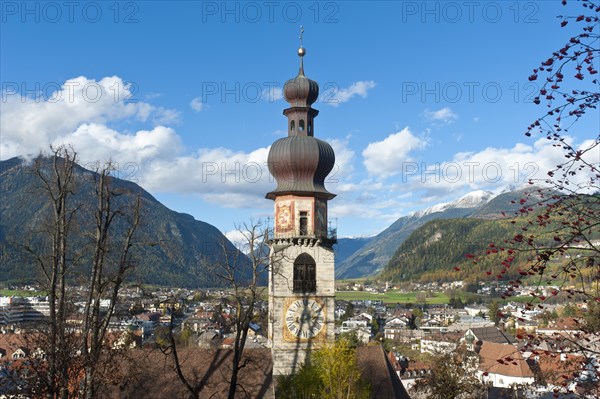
0;157;249;288
1;155;560;288
334;186;537;279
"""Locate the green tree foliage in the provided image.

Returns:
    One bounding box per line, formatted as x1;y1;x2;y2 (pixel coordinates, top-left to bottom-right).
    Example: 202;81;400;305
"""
177;327;194;348
448;295;464;309
371;317;380;335
409;347;485;399
409;308;423;330
277;338;371;399
382;218;544;283
537;310;559;328
487;301;502;326
583;301;600;333
338;331;362;348
561;303;579;317
381;201;599;285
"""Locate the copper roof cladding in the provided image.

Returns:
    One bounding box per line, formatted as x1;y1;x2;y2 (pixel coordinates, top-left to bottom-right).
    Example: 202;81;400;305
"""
266;45;336;200
266;135;335;199
283;68;319;107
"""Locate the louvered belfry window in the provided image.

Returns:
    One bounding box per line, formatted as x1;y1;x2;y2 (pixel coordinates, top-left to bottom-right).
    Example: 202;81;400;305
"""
293;253;316;293
299;211;308;236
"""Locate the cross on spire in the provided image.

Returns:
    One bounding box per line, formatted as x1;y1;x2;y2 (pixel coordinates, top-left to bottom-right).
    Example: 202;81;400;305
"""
297;26;306;74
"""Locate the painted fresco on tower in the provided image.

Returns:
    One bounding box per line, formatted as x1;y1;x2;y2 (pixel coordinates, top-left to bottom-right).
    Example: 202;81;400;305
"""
275;201;294;232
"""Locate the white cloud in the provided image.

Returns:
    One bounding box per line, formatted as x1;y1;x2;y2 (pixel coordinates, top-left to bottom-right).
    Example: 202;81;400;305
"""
0;76;180;159
325;80;376;107
326;137;355;185
362;127;427;178
423;107;458;124
399;137;594;201
139;146;273;207
224;229;248;249
190;97;205;112
153;108;181;125
334;136;598;228
52;123;181;166
262;86;283;102
0;75;278;209
0;75;366;213
6;75;592;237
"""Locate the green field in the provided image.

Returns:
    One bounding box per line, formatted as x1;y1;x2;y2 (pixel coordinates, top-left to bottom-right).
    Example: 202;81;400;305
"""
0;289;46;297
335;291;453;305
335;290;540;305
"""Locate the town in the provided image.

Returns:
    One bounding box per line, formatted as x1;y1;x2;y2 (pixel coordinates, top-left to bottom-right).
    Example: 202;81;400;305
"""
1;1;598;398
2;279;597;398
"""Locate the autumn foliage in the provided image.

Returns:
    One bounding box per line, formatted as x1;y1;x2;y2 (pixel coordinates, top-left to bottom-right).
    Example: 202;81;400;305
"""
468;1;599;396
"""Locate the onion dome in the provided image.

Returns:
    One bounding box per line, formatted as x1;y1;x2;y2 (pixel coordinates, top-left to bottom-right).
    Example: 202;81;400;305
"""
266;33;336;200
283;47;319;107
266;135;335;199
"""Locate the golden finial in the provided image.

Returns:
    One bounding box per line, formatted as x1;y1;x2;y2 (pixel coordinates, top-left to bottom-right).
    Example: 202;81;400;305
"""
298;26;305;57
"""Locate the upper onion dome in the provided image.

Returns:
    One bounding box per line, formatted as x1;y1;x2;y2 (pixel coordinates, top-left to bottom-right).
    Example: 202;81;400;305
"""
266;31;336;200
283;47;319;107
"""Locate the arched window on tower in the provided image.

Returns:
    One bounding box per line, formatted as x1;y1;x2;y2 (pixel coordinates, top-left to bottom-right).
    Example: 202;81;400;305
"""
308;121;312;135
299;120;305;132
293;253;316;293
290;120;295;132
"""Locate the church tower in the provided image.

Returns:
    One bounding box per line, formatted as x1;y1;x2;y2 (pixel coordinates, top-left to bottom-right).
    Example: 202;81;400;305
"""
267;32;336;376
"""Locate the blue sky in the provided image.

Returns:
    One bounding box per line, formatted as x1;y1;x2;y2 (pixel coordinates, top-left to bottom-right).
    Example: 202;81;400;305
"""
1;1;597;239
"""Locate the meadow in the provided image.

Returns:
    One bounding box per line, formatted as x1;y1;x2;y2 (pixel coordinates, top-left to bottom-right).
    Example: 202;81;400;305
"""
334;290;453;305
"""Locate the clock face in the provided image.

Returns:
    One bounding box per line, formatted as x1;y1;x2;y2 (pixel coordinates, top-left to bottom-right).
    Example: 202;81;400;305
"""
285;298;325;340
277;205;292;230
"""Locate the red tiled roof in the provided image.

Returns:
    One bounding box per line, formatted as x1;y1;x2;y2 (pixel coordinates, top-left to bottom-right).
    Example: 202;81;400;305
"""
551;317;580;330
478;341;534;378
222;337;235;346
357;346;411;399
533;351;586;386
0;333;42;360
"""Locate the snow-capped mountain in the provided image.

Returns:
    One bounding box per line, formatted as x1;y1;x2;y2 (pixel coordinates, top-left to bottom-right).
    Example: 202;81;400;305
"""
413;190;496;218
335;185;540;279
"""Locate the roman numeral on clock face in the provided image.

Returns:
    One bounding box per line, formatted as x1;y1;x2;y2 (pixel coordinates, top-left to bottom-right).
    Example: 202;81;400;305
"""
285;298;324;339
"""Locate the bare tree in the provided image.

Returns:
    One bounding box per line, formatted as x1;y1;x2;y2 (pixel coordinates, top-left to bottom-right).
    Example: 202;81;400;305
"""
217;222;271;399
409;346;486;399
163;220;273;399
25;146;81;398
19;145;141;399
79;162;141;399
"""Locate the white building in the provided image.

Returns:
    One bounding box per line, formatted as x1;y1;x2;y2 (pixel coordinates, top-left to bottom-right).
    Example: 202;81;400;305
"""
477;341;535;388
